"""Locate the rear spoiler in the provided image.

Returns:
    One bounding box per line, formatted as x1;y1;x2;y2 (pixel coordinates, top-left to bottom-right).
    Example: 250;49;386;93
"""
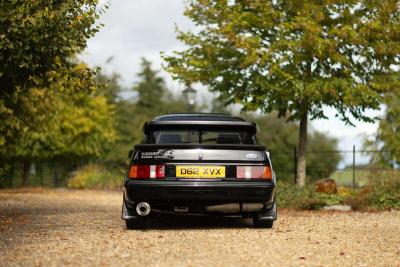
143;121;258;134
134;144;267;151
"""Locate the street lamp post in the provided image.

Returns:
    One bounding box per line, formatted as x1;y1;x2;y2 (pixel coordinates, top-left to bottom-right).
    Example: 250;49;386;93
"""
182;85;197;112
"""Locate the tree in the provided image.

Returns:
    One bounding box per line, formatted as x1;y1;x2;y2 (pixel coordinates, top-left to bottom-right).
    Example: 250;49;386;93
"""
307;132;341;180
8;75;116;186
134;58;169;113
163;0;400;186
248;113;341;182
133;58;187;117
0;0;102;94
376;88;400;167
102;59;187;165
96;71;122;104
0;0;105;174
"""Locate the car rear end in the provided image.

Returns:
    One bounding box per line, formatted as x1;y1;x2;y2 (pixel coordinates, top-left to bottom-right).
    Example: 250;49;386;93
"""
122;115;276;228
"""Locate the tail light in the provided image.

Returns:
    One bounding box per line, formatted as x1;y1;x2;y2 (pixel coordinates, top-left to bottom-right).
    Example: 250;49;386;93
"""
236;166;272;180
128;165;165;179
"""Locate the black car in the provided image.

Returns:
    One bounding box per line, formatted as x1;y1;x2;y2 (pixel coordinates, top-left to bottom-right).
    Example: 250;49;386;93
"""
122;113;276;229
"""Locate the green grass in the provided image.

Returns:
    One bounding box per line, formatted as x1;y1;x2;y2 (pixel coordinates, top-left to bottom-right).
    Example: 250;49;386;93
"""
331;169;400;188
330;169;370;187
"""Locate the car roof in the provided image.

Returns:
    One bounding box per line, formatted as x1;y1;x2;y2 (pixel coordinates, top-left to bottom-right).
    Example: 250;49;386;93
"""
153;113;246;122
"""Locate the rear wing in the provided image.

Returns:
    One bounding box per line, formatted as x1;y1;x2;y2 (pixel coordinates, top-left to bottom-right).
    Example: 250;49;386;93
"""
134;144;267;151
143;121;258;135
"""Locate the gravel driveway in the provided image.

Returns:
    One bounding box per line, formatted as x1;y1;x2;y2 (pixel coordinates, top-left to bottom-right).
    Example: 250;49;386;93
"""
0;189;399;267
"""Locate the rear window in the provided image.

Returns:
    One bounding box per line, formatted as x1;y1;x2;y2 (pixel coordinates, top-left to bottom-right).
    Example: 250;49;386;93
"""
148;130;256;144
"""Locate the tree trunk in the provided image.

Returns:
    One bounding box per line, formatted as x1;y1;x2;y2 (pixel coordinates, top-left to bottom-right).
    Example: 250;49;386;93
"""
53;162;59;188
296;112;308;187
9;164;15;188
37;163;43;187
22;160;31;187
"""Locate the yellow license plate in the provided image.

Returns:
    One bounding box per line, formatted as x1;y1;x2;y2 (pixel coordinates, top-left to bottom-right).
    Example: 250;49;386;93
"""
176;166;225;178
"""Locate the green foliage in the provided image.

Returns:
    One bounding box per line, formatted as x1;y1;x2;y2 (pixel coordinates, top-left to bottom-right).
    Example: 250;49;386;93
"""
164;0;400;185
98;59;187;165
278;173;400;210
346;172;400;210
277;181;344;210
376;88;400;167
134;58;168;112
57;91;117;158
2;78;116;162
0;0;106;175
164;1;399;123
134;58;187;116
67;164;123;190
248;113;341;181
0;0;103;94
367;180;400;209
106;101;149;164
95;71;122;104
307;132;342;179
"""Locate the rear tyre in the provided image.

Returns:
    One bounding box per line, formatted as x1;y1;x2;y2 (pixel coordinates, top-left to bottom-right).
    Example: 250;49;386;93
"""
253;215;274;228
125;217;146;230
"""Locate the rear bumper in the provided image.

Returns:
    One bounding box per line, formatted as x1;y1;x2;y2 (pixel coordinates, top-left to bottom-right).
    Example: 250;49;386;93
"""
124;180;275;204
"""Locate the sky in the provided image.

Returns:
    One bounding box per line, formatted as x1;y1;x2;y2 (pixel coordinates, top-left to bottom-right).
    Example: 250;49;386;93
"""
79;0;383;167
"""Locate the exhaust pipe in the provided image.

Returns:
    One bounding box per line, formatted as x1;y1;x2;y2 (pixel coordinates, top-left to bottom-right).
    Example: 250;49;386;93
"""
205;203;264;213
206;203;239;213
242;203;264;212
136;202;151;216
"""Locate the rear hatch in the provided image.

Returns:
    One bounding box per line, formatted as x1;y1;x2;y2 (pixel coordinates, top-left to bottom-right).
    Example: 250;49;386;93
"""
127;121;272;181
132;144;269;180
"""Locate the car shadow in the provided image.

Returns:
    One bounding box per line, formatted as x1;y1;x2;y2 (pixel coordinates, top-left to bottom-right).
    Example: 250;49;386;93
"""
134;214;254;230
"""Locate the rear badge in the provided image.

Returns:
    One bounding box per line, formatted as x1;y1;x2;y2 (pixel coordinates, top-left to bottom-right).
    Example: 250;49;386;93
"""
198;153;203;160
141;150;174;160
246;153;258;159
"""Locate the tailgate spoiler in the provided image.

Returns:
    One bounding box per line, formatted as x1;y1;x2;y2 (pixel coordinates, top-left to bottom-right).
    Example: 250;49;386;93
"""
134;144;267;151
143;121;258;134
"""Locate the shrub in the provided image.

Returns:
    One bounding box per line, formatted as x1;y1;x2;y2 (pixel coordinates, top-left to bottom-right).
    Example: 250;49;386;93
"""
276;181;344;210
67;164;123;190
277;173;400;211
346;174;400;210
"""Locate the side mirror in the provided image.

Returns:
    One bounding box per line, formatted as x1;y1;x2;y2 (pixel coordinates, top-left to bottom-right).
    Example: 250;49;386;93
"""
128;150;133;158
